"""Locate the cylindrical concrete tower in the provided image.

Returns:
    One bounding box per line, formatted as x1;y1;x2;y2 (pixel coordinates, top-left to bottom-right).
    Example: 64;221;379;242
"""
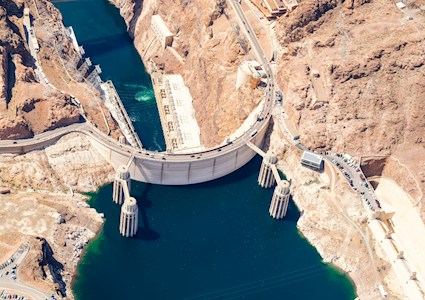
258;154;278;188
112;165;131;205
269;180;290;219
119;197;138;237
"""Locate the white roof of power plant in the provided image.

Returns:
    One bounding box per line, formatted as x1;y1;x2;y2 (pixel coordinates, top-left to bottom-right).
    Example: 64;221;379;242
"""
164;74;201;151
301;151;323;165
151;15;173;37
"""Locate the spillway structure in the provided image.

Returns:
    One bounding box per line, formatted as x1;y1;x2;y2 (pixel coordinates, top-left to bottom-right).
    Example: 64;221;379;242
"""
269;180;291;219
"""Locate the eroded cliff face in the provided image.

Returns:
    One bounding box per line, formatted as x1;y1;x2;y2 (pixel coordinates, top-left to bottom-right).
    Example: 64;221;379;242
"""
273;0;425;219
275;0;425;156
0;133;113;299
0;0;121;140
112;0;262;147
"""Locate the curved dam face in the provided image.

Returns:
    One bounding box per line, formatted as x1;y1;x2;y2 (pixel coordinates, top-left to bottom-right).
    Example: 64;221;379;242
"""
0;116;268;185
89;118;269;185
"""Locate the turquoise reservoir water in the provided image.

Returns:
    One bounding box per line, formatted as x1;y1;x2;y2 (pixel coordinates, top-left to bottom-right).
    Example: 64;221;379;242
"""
53;0;356;299
54;0;164;150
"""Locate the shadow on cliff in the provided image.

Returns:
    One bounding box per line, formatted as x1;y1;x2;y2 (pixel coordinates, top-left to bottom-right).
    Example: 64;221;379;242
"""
134;184;160;241
37;237;67;298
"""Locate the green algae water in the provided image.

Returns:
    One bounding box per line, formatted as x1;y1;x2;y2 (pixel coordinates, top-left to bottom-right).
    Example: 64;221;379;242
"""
53;1;356;299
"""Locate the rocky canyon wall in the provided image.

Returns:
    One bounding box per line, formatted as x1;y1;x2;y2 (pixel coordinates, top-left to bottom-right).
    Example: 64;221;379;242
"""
273;0;425;217
111;0;263;147
274;0;425;157
0;0;121;140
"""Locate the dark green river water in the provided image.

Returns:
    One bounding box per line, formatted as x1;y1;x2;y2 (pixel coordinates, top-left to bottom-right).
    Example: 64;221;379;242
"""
53;0;356;299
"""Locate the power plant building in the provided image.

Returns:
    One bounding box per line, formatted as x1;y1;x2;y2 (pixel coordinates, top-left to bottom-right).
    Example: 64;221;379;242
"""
301;151;323;170
250;0;298;18
151;15;174;48
160;74;202;153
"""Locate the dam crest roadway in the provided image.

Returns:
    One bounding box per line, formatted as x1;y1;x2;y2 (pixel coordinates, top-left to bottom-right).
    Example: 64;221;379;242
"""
0;0;275;186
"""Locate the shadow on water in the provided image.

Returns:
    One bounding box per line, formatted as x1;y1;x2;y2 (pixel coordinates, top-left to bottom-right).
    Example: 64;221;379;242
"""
285;196;301;223
134;184;160;241
81;33;133;57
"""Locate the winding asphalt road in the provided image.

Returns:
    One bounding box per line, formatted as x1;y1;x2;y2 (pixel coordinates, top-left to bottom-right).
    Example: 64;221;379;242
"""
0;0;276;171
325;153;382;212
0;245;50;300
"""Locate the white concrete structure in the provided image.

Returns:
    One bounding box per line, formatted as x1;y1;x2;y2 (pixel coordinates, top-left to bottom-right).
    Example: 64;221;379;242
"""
258;153;278;188
77;58;92;76
119;197;138;237
369;219;424;299
113;165;131;205
0;0;274;186
101;80;143;149
301;151;323;170
269;180;290;219
151;15;174;48
236;60;266;89
66;26;83;56
86;65;102;87
160;74;202;153
23;10;40;53
396;2;406;9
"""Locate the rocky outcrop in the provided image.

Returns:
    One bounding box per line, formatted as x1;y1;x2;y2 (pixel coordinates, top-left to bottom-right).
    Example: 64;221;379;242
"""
0;115;33;139
109;0;143;37
1;133;113;299
19;95;82;134
31;237;66;296
0;133;114;191
275;0;425;157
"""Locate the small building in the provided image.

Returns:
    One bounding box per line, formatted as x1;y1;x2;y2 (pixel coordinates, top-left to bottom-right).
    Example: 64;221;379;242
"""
236;60;266;89
301;151;323;171
250;0;288;19
151;15;174;49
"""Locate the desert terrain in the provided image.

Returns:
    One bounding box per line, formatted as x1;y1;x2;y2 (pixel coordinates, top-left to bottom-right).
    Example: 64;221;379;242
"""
0;0;423;298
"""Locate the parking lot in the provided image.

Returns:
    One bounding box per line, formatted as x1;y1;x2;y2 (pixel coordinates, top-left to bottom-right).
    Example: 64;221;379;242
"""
0;245;50;300
0;290;29;300
324;152;382;212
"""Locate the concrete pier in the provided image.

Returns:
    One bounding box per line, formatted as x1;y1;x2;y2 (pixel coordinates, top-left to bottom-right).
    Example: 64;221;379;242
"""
112;165;131;205
258;154;278;188
119;197;138;237
77;58;91;77
269;180;291;219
